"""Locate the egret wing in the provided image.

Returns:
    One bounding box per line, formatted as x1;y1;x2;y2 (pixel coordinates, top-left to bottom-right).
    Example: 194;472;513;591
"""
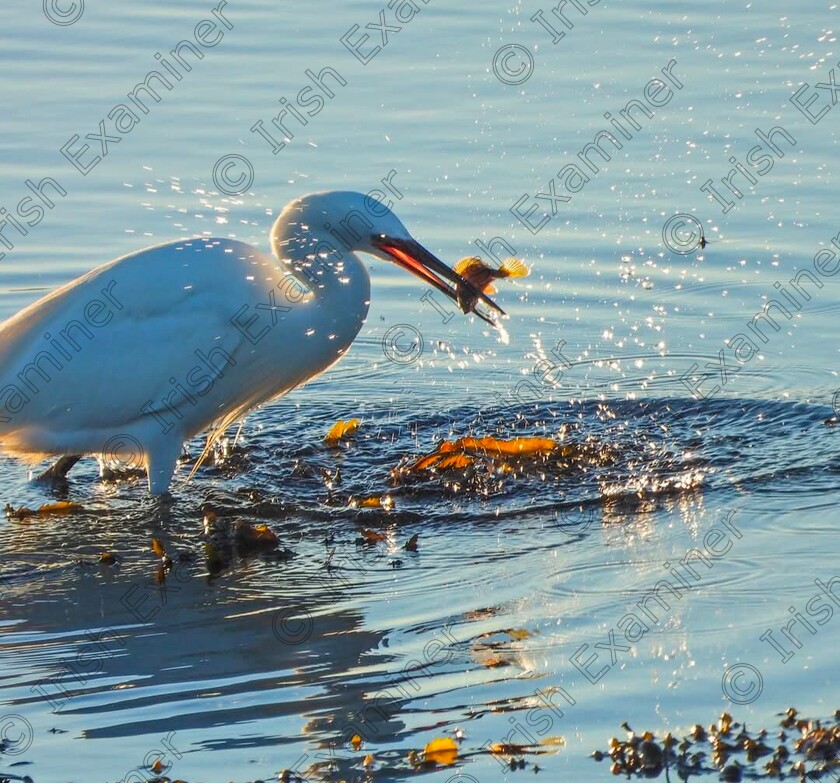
0;239;277;434
1;292;246;433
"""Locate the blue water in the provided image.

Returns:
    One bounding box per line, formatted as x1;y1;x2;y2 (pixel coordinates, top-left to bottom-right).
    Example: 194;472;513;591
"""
1;1;839;781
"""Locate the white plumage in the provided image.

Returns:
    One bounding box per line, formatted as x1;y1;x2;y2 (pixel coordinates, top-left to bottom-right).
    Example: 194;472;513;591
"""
0;190;502;494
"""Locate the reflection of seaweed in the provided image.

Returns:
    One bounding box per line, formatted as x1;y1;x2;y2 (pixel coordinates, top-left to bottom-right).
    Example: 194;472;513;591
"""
593;709;840;780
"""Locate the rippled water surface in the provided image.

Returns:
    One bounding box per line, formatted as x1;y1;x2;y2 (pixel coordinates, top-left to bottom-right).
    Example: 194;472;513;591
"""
2;1;840;782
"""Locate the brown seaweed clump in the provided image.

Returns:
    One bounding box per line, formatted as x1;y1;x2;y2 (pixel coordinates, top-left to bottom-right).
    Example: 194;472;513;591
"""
391;434;617;495
593;709;840;780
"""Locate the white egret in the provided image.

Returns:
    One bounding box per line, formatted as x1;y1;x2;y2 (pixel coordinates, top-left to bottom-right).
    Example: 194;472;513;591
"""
0;191;504;494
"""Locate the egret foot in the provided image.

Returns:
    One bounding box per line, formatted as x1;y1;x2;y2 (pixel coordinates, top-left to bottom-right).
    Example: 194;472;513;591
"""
34;454;83;484
154;491;176;511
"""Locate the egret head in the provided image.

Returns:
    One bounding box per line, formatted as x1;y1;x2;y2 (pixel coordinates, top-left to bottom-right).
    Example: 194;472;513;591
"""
273;191;504;322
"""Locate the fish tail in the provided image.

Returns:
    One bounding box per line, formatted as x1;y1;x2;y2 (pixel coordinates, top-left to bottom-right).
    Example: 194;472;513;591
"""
499;257;528;278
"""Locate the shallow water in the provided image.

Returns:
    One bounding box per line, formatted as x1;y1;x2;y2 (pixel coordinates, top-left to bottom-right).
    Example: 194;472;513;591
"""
2;1;840;782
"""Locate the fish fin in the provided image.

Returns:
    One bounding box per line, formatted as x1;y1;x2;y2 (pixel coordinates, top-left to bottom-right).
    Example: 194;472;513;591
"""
500;257;528;278
453;256;482;277
483;283;497;295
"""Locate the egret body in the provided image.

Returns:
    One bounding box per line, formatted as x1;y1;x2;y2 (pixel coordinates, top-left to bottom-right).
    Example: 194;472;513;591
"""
0;191;502;494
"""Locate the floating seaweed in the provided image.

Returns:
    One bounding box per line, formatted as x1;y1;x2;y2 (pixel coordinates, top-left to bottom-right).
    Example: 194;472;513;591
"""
391;432;619;497
593;709;840;780
4;500;84;520
324;418;360;446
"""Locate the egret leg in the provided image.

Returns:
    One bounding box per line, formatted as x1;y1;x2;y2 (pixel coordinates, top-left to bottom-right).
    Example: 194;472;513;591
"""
35;454;83;483
145;439;184;496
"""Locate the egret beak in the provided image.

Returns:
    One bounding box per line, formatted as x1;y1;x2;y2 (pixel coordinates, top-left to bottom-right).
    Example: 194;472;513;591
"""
373;235;506;324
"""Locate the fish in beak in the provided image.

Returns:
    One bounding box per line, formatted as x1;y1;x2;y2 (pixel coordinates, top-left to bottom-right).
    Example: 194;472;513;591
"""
373;234;506;325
